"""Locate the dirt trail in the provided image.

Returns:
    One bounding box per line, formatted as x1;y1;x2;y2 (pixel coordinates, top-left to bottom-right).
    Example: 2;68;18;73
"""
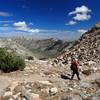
0;71;100;96
0;73;48;95
81;72;100;82
0;76;12;95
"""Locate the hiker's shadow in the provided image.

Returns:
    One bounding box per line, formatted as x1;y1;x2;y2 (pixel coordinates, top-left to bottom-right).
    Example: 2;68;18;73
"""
61;74;71;80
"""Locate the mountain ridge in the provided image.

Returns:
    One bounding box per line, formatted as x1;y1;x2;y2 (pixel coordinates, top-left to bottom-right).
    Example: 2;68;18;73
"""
12;37;73;59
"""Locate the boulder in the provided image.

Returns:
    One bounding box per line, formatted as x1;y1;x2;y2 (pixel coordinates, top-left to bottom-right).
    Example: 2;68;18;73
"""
49;87;58;95
9;81;19;91
61;94;82;100
92;96;100;100
22;87;41;100
82;69;91;75
9;98;14;100
95;79;100;87
3;91;13;97
3;91;13;99
80;82;92;88
13;92;21;99
38;81;52;85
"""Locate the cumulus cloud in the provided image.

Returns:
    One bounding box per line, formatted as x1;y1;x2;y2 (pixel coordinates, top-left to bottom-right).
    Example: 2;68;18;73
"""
0;24;80;40
77;29;87;34
0;12;12;17
65;20;76;25
68;5;91;22
13;21;40;33
13;21;26;27
73;13;91;21
69;5;91;15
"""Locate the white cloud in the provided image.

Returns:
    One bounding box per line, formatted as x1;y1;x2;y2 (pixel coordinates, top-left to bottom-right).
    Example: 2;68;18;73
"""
0;12;12;17
28;29;39;33
0;25;80;40
69;5;91;15
68;5;91;22
65;20;76;25
73;13;91;21
13;21;40;33
13;21;27;27
77;29;87;34
13;21;28;32
29;30;80;40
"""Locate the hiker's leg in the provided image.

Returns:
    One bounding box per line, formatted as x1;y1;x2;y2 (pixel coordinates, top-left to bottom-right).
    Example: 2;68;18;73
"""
71;71;75;80
76;71;81;80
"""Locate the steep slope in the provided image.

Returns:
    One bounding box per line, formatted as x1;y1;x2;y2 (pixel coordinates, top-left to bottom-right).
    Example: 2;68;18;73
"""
12;37;73;59
56;23;100;63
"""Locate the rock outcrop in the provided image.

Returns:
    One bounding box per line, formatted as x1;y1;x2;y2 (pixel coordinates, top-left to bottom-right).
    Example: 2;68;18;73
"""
53;23;100;73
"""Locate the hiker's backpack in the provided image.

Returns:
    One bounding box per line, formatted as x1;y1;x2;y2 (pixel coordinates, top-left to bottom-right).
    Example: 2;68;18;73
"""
70;61;79;70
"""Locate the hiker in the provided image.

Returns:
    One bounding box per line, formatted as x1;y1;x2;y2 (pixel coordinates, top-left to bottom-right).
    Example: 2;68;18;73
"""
70;58;81;80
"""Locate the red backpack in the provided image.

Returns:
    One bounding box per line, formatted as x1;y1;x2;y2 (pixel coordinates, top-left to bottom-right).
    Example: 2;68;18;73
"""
70;61;79;70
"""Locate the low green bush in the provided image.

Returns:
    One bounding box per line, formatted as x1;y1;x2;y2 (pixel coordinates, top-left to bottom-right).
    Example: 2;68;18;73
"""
0;48;25;72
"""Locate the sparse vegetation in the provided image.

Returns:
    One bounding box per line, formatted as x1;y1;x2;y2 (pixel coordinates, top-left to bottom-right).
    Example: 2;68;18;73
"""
0;48;25;72
27;56;34;60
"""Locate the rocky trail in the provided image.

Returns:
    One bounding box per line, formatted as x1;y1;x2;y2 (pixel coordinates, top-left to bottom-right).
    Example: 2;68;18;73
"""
0;62;100;100
0;73;48;95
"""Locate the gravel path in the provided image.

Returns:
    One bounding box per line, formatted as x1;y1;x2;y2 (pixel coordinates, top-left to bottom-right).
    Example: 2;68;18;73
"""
0;73;48;96
0;71;100;96
0;76;12;95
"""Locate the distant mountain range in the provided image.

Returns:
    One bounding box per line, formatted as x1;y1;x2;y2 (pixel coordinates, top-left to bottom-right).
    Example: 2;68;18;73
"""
12;37;73;59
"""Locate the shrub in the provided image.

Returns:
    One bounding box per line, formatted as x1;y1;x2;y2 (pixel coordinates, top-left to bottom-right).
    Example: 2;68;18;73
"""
0;48;25;72
27;56;34;60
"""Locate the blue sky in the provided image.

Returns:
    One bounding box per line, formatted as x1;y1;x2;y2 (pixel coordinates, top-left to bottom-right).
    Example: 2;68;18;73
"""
0;0;100;40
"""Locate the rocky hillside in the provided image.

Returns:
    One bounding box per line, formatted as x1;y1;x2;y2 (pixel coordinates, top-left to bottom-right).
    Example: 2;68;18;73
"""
12;37;73;59
56;23;100;64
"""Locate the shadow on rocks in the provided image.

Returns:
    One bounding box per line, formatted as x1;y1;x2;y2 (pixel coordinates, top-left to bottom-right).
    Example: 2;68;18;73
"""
61;74;71;80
